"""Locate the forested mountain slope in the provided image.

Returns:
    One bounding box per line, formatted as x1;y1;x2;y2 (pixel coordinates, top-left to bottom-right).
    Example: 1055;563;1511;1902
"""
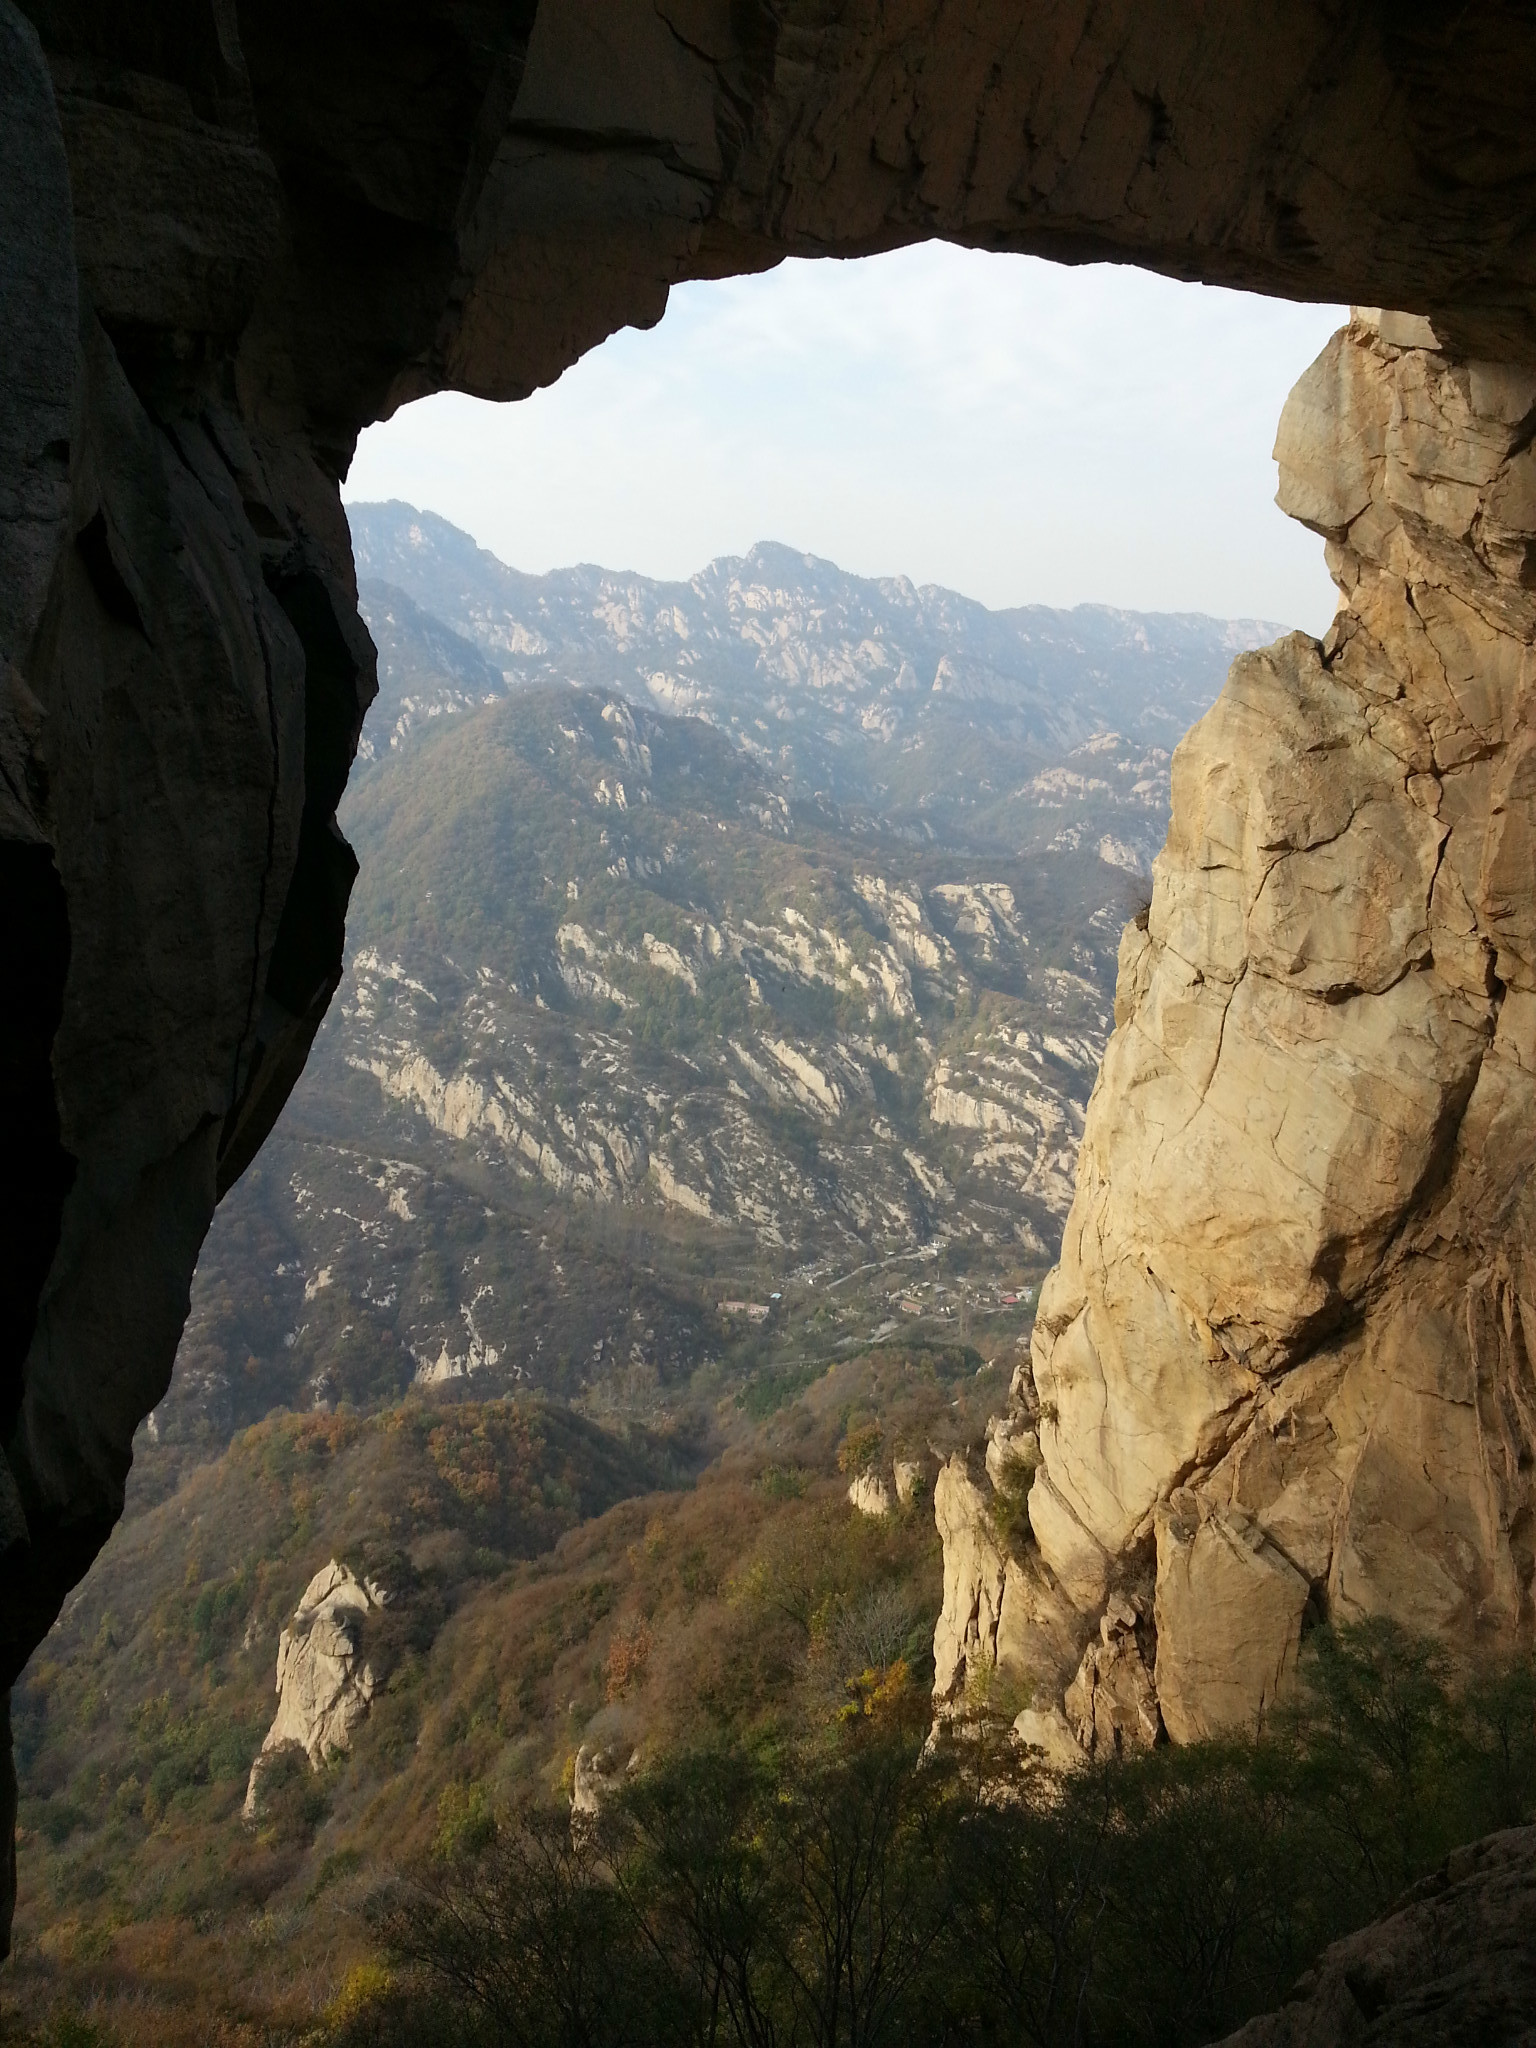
153;522;1272;1467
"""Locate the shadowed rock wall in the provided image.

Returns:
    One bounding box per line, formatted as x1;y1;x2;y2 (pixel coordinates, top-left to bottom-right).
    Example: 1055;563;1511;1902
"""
1215;1824;1536;2047
6;0;1536;1954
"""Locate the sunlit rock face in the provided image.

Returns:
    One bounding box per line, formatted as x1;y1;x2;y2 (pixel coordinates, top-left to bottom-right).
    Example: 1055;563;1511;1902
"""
960;317;1536;1746
242;1560;388;1818
931;1448;1082;1717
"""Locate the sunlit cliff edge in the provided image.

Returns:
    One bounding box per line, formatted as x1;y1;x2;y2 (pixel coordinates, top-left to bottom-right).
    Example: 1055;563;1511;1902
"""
937;313;1536;1762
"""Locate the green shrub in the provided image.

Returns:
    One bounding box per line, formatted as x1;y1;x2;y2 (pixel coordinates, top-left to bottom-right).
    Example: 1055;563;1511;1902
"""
835;1421;882;1477
248;1745;331;1844
737;1364;822;1421
45;2019;116;2048
755;1464;808;1500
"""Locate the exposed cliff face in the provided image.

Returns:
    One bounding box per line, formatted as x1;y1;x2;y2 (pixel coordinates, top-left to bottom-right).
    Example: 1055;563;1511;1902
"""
0;0;374;1738
942;316;1536;1745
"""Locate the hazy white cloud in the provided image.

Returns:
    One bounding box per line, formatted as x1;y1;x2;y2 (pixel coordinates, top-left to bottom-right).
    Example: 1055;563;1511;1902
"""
346;244;1345;630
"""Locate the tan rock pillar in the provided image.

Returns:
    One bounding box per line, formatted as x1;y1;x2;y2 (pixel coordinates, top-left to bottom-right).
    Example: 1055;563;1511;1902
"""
1019;315;1536;1738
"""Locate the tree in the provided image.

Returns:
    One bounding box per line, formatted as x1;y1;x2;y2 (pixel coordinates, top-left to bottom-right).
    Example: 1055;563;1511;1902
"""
371;1809;666;2048
616;1743;784;2048
766;1716;948;2048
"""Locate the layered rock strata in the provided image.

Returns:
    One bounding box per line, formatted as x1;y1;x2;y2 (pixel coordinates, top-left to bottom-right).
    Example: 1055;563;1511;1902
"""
939;315;1536;1746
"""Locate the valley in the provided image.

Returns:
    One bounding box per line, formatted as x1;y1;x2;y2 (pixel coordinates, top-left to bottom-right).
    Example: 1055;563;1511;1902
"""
150;518;1266;1474
3;523;1295;2043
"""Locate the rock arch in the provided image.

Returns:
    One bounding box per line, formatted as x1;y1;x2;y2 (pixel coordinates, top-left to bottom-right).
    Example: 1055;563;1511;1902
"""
4;0;1536;1943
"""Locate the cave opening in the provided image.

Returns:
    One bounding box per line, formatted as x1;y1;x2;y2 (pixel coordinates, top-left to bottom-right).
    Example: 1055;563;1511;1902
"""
6;0;1536;2022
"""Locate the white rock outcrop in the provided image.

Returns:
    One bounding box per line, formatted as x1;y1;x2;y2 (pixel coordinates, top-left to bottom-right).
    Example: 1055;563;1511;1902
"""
847;1472;892;1518
931;1453;1080;1707
893;1457;926;1504
243;1561;387;1818
572;1743;633;1820
932;1455;1007;1700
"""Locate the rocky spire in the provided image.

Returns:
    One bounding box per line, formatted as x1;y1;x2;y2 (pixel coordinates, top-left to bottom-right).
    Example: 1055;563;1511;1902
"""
942;314;1536;1751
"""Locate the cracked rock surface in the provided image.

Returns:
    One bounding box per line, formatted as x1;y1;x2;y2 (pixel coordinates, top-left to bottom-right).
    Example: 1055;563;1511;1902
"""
941;317;1536;1745
1214;1825;1536;2047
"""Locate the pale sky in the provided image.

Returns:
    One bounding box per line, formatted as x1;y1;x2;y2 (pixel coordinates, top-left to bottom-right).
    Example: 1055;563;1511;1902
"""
346;243;1346;631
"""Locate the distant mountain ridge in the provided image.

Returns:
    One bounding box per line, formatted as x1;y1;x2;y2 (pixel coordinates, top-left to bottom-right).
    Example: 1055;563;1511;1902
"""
349;503;1284;829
